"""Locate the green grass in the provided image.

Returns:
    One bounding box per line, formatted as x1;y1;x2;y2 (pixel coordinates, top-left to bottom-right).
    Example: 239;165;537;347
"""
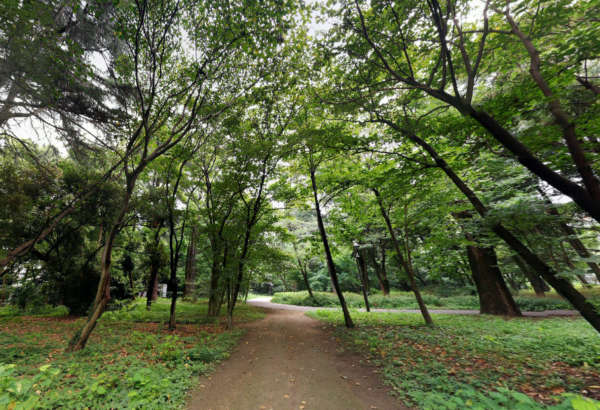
245;292;269;300
307;309;600;409
0;304;70;318
102;298;265;324
272;290;600;311
0;298;264;409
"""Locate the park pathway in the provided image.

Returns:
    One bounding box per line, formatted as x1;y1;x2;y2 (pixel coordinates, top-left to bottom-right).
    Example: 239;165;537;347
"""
246;296;578;317
186;308;403;410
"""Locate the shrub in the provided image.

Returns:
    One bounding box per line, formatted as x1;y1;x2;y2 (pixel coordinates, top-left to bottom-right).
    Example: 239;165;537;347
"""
0;304;69;318
271;291;600;312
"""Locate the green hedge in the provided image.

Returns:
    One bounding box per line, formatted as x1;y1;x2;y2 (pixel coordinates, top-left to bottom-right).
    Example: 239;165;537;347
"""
271;291;596;312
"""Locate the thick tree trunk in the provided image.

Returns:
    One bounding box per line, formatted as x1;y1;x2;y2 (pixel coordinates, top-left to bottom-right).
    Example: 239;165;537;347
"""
207;260;223;317
513;255;548;296
373;189;433;326
453;211;521;316
466;246;521;315
208;242;227;318
145;222;163;309
183;226;197;299
310;165;354;328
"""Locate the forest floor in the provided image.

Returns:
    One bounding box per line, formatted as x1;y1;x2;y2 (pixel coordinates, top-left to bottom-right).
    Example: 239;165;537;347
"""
308;309;600;409
187;308;403;410
0;299;264;409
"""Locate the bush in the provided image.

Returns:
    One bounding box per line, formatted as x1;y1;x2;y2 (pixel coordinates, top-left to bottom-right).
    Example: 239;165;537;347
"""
0;304;69;318
271;291;600;312
513;297;571;312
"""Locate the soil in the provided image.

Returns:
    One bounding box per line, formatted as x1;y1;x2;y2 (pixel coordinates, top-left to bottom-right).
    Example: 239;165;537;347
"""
186;308;405;410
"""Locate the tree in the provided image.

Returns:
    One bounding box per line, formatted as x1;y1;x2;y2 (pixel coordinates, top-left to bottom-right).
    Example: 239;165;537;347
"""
305;144;354;328
336;0;600;223
68;0;297;350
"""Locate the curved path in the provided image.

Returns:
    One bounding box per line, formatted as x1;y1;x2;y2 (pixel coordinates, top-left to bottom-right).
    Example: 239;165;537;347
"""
187;308;403;410
246;296;578;317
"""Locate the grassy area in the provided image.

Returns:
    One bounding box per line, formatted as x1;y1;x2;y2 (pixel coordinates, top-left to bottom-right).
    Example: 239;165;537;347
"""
246;292;269;300
0;298;264;409
272;290;600;312
308;309;600;409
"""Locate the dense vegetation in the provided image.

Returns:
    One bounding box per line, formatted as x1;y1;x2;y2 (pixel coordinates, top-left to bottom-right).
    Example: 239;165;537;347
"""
271;290;600;312
0;299;263;409
309;310;600;409
2;0;600;407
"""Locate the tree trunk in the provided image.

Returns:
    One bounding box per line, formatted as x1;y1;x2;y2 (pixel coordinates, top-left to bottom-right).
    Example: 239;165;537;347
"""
168;273;178;330
452;211;521;316
127;269;135;299
513;255;548;297
373;189;433;326
293;242;316;302
299;262;315;300
466;246;521;315
354;245;371;312
145;222;163;309
207;260;223;317
208;242;227;318
183;226;197;299
370;243;390;296
309;164;354;328
67;177;138;352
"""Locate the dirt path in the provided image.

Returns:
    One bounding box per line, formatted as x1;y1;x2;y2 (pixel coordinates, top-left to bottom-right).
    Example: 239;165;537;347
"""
246;296;578;317
187;308;403;410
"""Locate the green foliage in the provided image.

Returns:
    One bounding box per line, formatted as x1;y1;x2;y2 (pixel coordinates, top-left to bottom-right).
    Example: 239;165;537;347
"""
0;363;61;410
409;386;599;410
0;305;69;318
271;291;596;312
309;310;600;408
0;298;262;409
102;298;264;324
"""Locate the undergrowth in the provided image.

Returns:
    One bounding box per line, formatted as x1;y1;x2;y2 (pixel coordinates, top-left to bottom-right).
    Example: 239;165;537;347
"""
272;290;598;312
0;298;263;409
308;310;600;409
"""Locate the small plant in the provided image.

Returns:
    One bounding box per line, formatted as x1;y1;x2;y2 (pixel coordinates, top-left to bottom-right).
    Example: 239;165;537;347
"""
158;335;182;363
0;363;61;409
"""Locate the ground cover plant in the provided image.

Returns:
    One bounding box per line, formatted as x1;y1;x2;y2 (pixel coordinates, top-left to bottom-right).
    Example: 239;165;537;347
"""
308;310;600;409
272;291;600;312
0;299;264;409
